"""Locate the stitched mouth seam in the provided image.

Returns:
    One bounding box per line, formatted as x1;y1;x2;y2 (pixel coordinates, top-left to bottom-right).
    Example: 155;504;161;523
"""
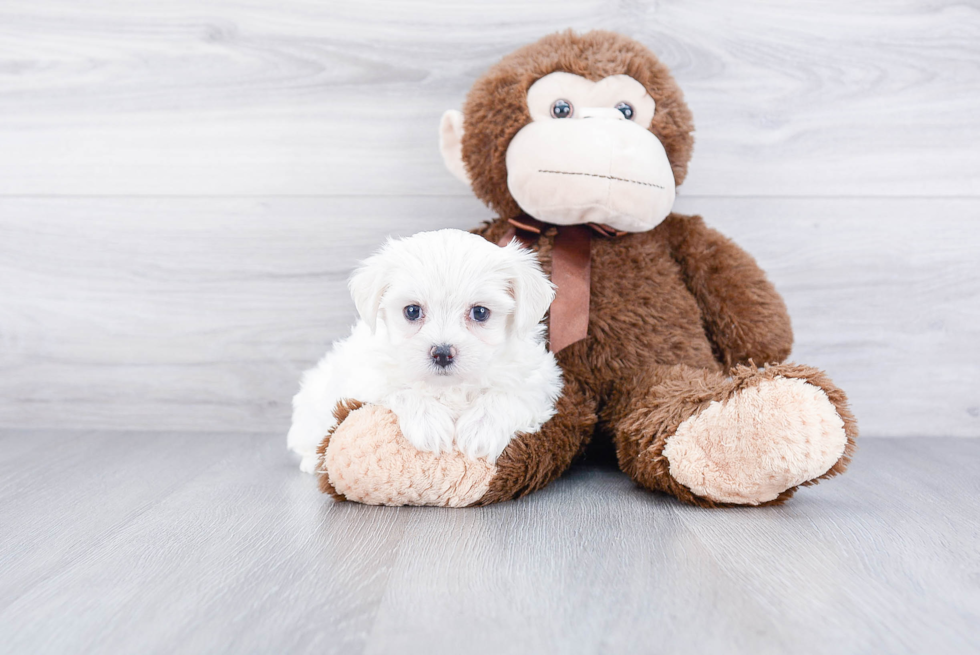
537;169;665;189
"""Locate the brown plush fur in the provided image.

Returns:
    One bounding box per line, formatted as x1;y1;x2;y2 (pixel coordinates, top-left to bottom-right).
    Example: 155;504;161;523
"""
470;213;856;506
478;373;598;505
316;398;365;500
461;31;857;507
316;31;856;508
606;362;857;508
461;30;695;219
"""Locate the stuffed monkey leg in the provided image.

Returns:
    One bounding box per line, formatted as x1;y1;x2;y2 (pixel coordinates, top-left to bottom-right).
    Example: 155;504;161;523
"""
472;375;598;505
605;363;857;507
318;377;598;507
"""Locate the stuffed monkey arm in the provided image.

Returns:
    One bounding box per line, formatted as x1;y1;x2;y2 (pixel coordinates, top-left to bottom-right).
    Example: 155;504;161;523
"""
661;214;794;368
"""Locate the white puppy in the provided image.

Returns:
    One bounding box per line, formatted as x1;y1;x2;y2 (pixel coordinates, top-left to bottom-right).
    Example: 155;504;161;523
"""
287;229;563;473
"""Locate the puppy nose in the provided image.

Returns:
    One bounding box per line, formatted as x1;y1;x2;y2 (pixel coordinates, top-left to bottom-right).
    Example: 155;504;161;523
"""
429;344;456;368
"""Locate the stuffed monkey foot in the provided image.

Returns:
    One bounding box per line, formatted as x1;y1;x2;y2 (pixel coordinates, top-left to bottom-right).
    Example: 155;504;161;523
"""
664;375;847;504
616;363;857;507
316;377;598;507
315;366;854;508
317;400;495;507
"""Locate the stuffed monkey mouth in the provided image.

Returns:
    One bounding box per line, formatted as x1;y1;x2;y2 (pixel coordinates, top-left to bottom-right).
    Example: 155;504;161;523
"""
506;118;677;233
536;169;667;190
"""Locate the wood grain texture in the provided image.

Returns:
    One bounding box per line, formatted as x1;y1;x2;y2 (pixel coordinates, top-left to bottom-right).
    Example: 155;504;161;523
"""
0;0;977;196
0;1;977;437
1;196;977;437
0;431;977;654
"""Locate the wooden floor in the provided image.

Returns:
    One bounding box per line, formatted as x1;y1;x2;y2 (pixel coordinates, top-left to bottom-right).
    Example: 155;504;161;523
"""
0;432;977;655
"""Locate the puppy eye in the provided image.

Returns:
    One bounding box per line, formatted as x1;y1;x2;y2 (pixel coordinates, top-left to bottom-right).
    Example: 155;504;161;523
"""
614;102;634;120
469;306;490;322
403;305;422;321
550;99;573;119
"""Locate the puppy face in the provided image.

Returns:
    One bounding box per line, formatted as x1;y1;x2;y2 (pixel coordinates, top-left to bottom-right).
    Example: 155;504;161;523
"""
349;229;554;383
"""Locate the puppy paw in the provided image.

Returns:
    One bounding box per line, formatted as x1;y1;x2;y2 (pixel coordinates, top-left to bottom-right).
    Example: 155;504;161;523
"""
287;417;331;474
401;412;455;454
395;410;453;454
663;376;848;505
299;454;320;474
455;406;515;462
383;395;456;455
321;404;495;507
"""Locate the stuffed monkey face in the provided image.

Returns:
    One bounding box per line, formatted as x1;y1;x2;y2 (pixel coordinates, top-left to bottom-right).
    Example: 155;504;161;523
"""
503;72;675;232
439;31;694;233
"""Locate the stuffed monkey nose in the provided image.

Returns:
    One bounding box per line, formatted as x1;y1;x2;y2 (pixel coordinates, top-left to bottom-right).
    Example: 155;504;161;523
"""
430;344;457;368
578;107;625;120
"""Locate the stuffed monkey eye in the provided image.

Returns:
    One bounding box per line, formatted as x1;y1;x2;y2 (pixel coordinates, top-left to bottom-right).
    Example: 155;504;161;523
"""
614;102;634;120
469;306;490;322
550;99;573;118
403;305;422;321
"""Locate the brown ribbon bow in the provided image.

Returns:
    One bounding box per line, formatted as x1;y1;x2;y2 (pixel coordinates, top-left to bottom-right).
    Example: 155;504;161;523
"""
497;216;626;353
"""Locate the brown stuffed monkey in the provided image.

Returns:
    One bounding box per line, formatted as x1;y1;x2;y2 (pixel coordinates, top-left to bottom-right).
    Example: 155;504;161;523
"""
316;30;857;508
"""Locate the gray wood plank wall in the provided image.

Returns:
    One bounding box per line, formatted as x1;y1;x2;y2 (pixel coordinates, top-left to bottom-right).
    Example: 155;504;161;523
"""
1;1;978;437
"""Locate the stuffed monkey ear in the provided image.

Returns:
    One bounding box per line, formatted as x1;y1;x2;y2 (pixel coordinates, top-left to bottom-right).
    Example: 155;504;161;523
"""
503;241;556;338
348;254;389;333
439;110;471;186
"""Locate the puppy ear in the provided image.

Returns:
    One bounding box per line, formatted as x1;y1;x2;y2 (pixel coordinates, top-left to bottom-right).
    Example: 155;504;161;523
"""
503;241;556;337
348;253;389;332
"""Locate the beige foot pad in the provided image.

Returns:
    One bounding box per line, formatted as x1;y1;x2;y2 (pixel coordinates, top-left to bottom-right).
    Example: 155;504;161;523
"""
663;377;847;505
319;404;495;507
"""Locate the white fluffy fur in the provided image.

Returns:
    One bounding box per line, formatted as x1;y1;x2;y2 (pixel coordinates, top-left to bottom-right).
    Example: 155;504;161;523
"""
287;229;563;473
